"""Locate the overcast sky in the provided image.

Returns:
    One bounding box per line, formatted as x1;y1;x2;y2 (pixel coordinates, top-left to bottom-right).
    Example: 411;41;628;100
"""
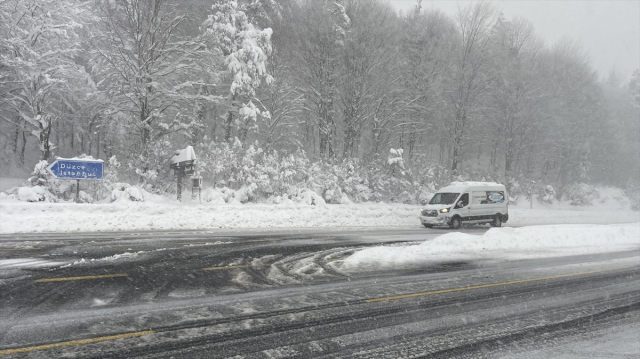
388;0;640;82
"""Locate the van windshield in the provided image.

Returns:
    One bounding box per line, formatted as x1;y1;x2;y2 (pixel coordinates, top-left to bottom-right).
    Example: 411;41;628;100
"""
429;193;460;205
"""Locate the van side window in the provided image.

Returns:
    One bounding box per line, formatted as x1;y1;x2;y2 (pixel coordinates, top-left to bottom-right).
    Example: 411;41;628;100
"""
458;193;469;207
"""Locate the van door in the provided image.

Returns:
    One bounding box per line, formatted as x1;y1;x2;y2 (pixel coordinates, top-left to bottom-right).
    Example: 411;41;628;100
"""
471;191;490;218
456;193;471;220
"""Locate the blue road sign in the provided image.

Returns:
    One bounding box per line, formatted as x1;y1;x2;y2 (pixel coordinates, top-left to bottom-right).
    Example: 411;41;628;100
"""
46;158;104;180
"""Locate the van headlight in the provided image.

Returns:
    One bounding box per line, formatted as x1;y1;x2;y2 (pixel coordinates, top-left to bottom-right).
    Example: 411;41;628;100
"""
440;207;450;213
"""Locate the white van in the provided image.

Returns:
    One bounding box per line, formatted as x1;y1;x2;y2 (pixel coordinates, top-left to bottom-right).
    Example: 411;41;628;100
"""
420;181;508;229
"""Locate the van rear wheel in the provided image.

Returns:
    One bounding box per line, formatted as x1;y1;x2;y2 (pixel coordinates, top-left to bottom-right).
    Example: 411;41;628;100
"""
423;224;433;228
491;214;502;227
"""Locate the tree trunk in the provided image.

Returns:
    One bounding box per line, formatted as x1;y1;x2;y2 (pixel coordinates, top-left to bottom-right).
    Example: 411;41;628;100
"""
224;94;236;143
451;108;467;173
39;115;52;161
19;126;27;166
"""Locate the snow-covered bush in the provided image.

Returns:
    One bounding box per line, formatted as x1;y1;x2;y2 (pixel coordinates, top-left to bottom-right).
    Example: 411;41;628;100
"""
412;164;450;204
306;160;368;204
201;187;229;204
538;184;557;204
78;191;94;204
110;183;144;202
506;177;523;205
288;188;325;206
306;162;343;204
17;186;57;202
97;155;122;200
127;139;174;194
369;166;412;203
23;160;58;202
624;179;640;211
198;141;311;203
28;160;50;187
333;159;371;203
388;148;404;173
563;183;599;206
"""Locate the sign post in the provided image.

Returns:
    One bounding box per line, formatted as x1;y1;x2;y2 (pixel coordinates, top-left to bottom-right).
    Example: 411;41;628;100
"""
528;180;535;209
46;158;104;203
191;175;202;204
170;146;197;202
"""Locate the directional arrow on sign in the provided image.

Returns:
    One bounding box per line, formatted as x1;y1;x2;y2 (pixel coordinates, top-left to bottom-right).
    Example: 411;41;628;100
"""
46;158;104;180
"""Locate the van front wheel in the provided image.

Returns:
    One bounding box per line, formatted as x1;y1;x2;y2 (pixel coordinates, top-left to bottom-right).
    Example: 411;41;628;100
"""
491;214;502;227
449;216;461;229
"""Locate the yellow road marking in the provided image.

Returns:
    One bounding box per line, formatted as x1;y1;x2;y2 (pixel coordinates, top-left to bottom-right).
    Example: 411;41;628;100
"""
0;248;40;251
0;330;154;355
203;263;271;271
365;266;637;303
249;238;282;242
35;274;129;283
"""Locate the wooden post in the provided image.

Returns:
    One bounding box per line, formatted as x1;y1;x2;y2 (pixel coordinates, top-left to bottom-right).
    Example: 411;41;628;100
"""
177;169;182;202
76;179;80;203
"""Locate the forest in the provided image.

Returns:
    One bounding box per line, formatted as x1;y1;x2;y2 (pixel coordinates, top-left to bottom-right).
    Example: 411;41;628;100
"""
1;0;639;206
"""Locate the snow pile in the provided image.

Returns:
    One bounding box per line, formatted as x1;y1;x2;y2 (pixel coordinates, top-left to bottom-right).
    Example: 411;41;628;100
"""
17;186;55;202
110;183;145;202
341;223;640;271
170;146;197;164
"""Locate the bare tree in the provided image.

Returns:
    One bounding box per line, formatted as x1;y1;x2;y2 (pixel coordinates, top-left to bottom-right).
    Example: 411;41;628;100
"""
90;0;211;175
399;7;457;162
337;0;399;159
448;1;498;172
293;0;350;160
0;0;90;161
487;17;545;178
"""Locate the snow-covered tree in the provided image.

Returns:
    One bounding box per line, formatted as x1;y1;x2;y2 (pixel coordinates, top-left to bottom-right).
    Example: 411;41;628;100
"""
0;0;91;161
293;0;350;159
89;0;214;179
203;0;274;143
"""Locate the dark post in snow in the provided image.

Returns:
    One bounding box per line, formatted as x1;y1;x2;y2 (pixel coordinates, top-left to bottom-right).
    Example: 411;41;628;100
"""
191;175;202;204
176;173;183;201
76;179;80;203
528;180;535;209
170;146;197;202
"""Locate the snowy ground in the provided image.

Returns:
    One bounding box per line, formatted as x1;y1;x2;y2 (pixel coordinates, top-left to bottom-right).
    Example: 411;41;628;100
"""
1;187;639;234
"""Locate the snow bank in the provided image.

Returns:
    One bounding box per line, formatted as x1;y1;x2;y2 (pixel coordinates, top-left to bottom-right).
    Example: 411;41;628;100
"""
341;223;640;272
0;197;638;234
0;199;420;234
1;182;639;234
